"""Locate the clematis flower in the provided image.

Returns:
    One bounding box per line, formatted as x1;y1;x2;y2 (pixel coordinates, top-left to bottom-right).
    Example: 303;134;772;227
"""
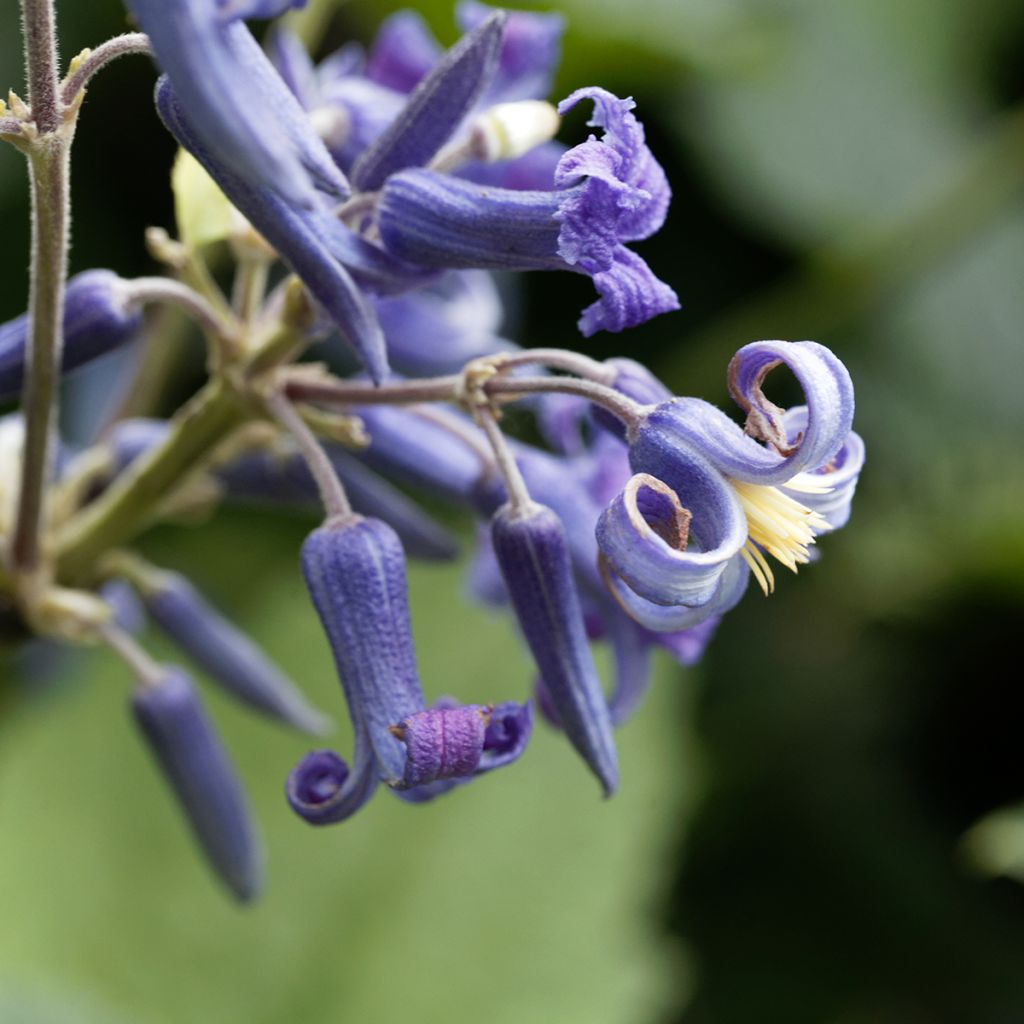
287;514;530;824
377;87;679;335
597;340;863;630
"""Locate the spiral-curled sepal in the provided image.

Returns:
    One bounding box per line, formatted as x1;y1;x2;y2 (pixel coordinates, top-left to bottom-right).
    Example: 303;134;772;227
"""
301;515;424;784
643;340;853;487
143;571;330;735
131;669;263;902
491;502;618;796
0;271;141;401
779;407;865;531
351;11;507;191
285;743;379;825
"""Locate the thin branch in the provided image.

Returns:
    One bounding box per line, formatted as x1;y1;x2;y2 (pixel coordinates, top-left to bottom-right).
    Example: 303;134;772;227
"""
122;277;235;341
486;376;645;431
99;621;164;689
284;374;460;407
487;348;616;383
265;390;352;520
474;405;533;515
61;33;151;106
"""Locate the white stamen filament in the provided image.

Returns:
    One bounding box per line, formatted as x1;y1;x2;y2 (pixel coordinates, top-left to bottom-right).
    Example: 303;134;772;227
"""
731;479;829;596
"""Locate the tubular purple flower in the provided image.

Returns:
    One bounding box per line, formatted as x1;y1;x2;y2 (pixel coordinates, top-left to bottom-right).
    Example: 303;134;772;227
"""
491;501;618;795
0;271;141;401
126;0;343;210
291;515;525;824
351;12;507;191
140;571;331;734
377;88;679;336
154;76;409;384
131;669;263;902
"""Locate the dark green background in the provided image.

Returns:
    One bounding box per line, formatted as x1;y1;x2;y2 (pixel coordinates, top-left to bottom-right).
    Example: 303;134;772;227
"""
1;0;1023;1021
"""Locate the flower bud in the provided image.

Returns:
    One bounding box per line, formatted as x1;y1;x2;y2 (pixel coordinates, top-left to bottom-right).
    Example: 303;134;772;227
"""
131;669;263;902
491;501;618;795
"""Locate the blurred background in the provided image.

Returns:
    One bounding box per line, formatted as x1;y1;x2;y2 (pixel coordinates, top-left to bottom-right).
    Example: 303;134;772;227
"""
2;0;1024;1021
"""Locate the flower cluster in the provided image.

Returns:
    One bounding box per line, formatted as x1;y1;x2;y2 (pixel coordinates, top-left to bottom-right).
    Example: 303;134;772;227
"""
0;0;863;902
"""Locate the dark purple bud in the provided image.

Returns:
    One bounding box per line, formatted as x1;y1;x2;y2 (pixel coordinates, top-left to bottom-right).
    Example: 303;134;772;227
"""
0;271;141;401
491;502;618;795
301;515;424;785
351;11;507;190
391;704;487;788
131;669;263;902
142;572;330;735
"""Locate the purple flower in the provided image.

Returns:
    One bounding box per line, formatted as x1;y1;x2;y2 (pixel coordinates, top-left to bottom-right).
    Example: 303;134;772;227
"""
377;88;679;335
0;270;141;401
597;340;863;627
288;515;530;824
131;668;264;902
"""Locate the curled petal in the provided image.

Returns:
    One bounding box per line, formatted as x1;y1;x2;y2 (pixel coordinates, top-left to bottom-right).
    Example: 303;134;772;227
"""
651;616;723;667
0;271;141;401
556;88;671;251
132;669;263;901
605;613;653;726
352;12;507;191
286;739;378;825
142;571;330;735
491;502;618;795
780;406;865;531
577;246;679;337
301;516;424;784
722;340;855;484
604;444;747;605
601;552;750;633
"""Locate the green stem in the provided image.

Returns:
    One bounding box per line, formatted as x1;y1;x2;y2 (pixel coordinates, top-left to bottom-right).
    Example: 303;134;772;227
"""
56;379;248;584
11;128;72;578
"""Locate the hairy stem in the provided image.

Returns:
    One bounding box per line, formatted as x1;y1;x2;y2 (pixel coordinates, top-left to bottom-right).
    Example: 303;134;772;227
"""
11;131;72;578
20;0;60;133
60;33;151;105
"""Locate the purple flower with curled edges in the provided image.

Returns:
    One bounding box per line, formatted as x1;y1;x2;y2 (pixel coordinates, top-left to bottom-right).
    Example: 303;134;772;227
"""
377;87;679;336
287;514;530;825
597;340;864;631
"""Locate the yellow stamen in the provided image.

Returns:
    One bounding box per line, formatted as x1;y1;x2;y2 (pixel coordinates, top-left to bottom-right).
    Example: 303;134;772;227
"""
731;479;829;596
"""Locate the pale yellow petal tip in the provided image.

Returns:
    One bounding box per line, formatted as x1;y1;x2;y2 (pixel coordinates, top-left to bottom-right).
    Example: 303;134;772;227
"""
68;48;93;75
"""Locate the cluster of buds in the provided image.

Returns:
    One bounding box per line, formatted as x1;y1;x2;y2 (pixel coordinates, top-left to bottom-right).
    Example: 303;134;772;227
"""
0;0;863;901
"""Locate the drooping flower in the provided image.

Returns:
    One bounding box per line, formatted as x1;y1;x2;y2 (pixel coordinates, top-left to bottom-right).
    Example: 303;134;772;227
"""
597;340;863;629
377;87;679;335
287;514;530;824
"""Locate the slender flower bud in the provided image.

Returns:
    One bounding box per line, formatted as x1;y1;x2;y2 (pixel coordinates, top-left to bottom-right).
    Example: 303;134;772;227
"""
491;501;618;795
131;669;263;902
0;271;141;401
140;571;330;735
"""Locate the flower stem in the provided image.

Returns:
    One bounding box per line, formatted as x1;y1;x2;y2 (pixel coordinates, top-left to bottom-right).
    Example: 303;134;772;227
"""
266;390;352;520
474;407;533;515
20;0;60;134
60;33;151;106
